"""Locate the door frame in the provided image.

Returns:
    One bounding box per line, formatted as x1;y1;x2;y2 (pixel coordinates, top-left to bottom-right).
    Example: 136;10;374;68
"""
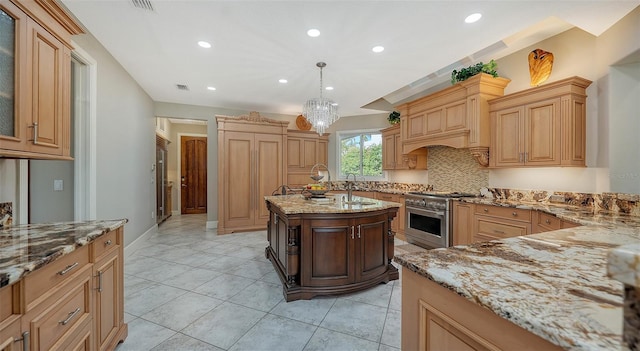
70;41;98;221
176;132;207;216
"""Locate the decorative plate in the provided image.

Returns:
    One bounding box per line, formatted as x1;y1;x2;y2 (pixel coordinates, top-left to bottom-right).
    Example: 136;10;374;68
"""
296;115;312;131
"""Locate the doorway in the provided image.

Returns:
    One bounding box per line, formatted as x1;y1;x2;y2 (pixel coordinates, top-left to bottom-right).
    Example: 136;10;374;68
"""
180;135;207;214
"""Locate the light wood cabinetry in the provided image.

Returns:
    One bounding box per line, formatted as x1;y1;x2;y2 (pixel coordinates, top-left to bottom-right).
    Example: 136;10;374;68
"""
0;227;126;351
0;0;82;159
489;76;591;168
375;192;405;240
286;130;329;187
396;73;510;166
452;201;474;246
532;211;580;233
380;124;427;170
402;268;563;351
217;113;289;234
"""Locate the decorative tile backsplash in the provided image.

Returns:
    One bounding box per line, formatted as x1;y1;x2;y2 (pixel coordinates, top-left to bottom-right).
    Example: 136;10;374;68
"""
427;146;488;194
0;202;12;228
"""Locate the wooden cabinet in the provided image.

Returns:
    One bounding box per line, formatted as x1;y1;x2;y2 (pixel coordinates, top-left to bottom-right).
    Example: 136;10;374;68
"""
217;113;289;234
489;76;591;168
375;192;405;240
532;211;581;233
91;228;125;351
0;227;126;351
452;201;474;246
473;205;531;242
402;268;563;351
396;74;510;166
286;130;329;187
380;124;427;170
0;0;82;159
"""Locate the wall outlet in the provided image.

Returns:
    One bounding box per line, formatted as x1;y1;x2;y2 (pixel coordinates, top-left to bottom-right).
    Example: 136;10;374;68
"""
53;179;64;191
151;211;155;219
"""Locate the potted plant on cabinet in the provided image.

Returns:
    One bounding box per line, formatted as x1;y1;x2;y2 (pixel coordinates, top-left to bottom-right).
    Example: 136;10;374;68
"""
450;59;498;84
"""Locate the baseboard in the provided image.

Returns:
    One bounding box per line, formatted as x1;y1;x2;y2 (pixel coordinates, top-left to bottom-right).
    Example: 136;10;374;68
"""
171;210;180;216
124;224;157;258
206;220;218;229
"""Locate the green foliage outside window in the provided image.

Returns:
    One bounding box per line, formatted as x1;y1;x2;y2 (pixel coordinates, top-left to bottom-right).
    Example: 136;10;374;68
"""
339;133;382;177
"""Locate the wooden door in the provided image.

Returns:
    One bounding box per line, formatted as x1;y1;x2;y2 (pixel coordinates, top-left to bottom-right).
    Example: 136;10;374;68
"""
255;133;283;224
287;137;302;168
318;139;328;165
356;214;388;282
301;218;355;287
491;106;524;167
452;202;474;246
26;18;67;156
94;250;119;351
382;133;396;170
394;133;405;170
180;136;207;214
222;132;254;228
525;98;561;166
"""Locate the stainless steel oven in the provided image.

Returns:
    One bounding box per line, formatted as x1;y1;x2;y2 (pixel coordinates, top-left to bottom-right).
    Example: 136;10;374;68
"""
404;192;477;250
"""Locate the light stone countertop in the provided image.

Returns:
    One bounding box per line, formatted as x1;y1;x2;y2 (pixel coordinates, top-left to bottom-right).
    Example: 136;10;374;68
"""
0;219;128;289
264;194;402;214
394;197;640;351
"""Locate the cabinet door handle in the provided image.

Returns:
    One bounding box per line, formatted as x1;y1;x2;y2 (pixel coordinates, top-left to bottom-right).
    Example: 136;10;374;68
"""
58;262;79;275
104;239;113;246
545;219;551;224
29;122;38;144
96;270;103;292
512;212;518;217
357;224;361;239
493;229;505;234
12;331;29;351
519;152;523;163
59;307;81;325
524;152;528;162
351;226;355;239
483;208;488;213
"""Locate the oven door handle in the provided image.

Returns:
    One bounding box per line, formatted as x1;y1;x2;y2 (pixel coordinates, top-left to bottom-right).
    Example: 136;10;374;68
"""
407;207;445;218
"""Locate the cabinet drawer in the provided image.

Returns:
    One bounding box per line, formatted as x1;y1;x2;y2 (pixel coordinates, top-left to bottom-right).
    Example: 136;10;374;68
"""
535;211;561;232
475;205;531;222
375;193;398;202
28;268;92;351
24;245;90;309
0;285;17;324
0;314;22;351
475;217;529;239
474;233;501;243
91;230;119;261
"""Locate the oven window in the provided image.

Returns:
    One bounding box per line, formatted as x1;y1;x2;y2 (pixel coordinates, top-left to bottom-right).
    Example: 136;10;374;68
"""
409;212;442;237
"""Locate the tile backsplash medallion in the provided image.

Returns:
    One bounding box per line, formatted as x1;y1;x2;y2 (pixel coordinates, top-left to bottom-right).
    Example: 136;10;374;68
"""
0;202;12;228
428;146;488;194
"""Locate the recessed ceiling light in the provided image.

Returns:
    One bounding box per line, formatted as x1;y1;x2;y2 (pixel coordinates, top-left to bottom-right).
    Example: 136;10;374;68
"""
307;29;320;37
207;86;216;91
279;79;288;83
198;41;212;48
465;13;482;23
325;86;334;91
331;102;338;106
372;46;385;53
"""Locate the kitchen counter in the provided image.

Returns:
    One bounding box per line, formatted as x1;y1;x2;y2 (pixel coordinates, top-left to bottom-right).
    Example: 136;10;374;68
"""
0;219;128;289
263;193;401;214
394;196;640;350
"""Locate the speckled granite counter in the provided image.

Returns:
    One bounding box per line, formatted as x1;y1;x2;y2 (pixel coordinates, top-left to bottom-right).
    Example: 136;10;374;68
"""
394;197;640;351
264;194;401;214
0;219;128;289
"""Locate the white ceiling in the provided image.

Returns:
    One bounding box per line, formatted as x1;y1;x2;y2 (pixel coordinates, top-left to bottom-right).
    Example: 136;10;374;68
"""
61;0;638;117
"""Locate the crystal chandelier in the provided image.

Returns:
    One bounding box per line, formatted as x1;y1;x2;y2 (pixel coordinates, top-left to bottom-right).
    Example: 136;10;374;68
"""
303;62;339;135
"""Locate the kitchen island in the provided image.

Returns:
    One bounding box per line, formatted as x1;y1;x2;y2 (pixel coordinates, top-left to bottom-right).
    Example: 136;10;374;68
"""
395;196;640;351
264;194;401;301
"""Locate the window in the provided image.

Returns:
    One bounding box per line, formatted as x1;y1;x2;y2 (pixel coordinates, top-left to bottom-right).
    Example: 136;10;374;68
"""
338;130;383;179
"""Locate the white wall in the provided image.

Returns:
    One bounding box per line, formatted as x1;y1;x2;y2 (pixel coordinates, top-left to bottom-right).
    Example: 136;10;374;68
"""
29;160;74;222
73;32;157;246
489;7;640;193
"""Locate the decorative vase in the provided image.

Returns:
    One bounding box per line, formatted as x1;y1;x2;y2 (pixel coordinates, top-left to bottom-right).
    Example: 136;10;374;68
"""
528;49;554;86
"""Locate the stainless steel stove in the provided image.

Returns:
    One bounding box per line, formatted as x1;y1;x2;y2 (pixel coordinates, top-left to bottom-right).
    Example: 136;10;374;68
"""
404;191;478;249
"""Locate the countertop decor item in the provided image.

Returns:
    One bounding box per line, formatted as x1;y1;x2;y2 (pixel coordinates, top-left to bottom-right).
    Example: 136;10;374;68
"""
387;110;400;124
302;62;339;135
295;114;312;130
528;48;554;86
450;59;498;84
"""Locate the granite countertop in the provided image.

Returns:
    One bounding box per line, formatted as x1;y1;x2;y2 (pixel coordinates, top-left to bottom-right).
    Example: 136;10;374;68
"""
394;197;640;351
264;194;401;215
0;219;128;289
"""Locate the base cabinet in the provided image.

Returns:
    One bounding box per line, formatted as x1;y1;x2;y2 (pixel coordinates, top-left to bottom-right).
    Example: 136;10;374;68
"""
375;192;405;240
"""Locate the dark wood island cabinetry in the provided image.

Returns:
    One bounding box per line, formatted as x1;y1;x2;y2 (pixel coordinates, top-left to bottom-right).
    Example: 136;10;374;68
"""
264;195;401;301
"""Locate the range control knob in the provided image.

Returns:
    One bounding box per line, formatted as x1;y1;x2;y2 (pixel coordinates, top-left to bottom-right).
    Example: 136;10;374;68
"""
420;199;427;207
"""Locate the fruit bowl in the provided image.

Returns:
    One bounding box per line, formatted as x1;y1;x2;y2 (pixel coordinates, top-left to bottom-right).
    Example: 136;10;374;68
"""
307;189;330;196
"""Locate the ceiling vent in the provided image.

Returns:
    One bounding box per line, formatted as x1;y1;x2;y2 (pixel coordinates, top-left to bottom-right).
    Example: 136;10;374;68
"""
176;84;189;91
131;0;154;11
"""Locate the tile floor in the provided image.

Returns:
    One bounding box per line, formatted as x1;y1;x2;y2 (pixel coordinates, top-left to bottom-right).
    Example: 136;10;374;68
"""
117;214;407;351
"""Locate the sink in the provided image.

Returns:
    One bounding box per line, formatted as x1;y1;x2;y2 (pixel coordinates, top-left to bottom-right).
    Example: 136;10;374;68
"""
344;201;376;206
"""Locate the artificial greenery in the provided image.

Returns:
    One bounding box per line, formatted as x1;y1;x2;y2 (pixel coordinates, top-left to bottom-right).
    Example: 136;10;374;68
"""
388;111;401;124
450;59;498;85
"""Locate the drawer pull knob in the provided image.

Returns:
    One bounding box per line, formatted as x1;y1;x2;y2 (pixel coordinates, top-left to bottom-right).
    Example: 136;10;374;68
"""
59;308;81;325
104;239;113;246
545;219;551;224
483;208;488;212
494;230;505;234
512;212;517;216
58;262;79;276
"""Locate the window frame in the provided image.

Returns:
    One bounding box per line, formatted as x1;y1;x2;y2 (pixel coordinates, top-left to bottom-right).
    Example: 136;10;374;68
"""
335;128;386;181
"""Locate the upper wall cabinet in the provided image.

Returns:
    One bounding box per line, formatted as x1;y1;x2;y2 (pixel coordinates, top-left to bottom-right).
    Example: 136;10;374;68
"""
489;76;591;168
396;73;511;167
286;130;329;187
0;0;83;160
381;124;427;170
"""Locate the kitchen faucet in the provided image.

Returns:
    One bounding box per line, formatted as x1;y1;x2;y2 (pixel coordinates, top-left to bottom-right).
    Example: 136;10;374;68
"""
345;173;357;202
